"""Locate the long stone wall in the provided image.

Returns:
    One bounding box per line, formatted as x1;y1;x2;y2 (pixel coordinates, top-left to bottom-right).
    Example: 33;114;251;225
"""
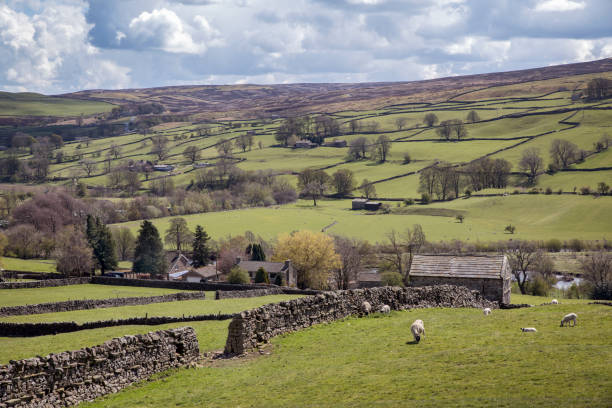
0;327;199;408
0;277;90;290
225;285;496;354
91;276;272;291
215;287;284;299
0;292;206;317
0;314;235;337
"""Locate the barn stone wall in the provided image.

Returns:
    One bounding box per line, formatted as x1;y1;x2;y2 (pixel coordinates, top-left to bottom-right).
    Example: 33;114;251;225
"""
0;292;206;317
0;327;199;408
409;276;510;304
224;285;496;354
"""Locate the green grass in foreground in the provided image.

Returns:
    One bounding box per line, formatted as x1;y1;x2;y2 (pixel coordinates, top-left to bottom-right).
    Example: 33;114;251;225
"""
1;257;57;273
83;299;612;408
0;284;192;307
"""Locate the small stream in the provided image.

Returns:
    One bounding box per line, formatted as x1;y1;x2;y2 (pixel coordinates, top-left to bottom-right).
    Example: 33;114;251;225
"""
553;274;583;290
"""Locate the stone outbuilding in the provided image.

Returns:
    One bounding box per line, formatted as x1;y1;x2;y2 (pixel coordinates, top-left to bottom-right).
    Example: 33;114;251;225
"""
408;254;511;304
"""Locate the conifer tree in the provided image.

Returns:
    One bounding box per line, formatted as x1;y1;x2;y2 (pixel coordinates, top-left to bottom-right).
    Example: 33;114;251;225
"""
250;243;266;261
133;220;167;276
192;225;211;268
85;215;117;274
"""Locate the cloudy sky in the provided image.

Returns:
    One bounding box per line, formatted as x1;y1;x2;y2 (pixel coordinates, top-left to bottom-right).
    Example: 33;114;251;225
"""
1;0;611;94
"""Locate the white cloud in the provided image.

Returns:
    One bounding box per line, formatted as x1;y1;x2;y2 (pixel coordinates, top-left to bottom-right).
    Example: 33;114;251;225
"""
128;8;206;54
534;0;586;12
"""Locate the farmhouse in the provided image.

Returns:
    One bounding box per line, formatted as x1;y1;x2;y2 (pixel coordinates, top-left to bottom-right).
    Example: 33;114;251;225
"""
409;254;511;303
235;257;296;286
294;139;318;148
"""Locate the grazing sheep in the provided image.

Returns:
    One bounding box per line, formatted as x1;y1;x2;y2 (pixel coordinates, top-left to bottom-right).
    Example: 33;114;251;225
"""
380;304;391;314
483;308;492;316
361;301;372;315
410;319;425;343
560;313;577;327
551;299;558;304
521;327;537;332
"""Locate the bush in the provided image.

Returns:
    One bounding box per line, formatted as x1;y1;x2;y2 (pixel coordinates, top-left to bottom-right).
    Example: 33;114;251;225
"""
504;225;516;234
529;188;539;194
420;193;430;204
380;271;404;287
227;266;250;284
254;267;269;284
512;189;520;195
464;189;471;197
456;214;464;223
557;189;563;195
580;186;591;195
526;275;553;297
545;238;562;252
403;198;414;206
403;152;411;164
274;273;285;286
545;187;552;195
547;163;558;174
568;238;584;252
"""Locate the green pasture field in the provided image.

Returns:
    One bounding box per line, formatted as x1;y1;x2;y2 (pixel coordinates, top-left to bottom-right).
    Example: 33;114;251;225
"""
0;284;192;307
82;297;611;408
113;195;612;244
0;92;114;117
536;170;612;191
0;257;57;273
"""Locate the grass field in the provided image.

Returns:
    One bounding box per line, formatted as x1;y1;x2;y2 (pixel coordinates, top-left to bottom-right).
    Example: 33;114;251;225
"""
114;195;612;243
0;257;57;273
81;297;611;408
0;92;114;117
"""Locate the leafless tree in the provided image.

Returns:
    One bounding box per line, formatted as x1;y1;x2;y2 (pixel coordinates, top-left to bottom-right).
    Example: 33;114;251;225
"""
151;136;169;161
374;135;391;162
183;145;201;163
580;251;612;298
332;169;356;196
109;144;122;159
550;139;578;169
519;148;543;184
333;236;371;289
216;139;234;157
505;240;541;295
380;225;426;285
423;113;438;127
348;137;369;160
112;227;135;261
466;110;480;123
395;117;408;131
54;227;94;277
80;160;97;177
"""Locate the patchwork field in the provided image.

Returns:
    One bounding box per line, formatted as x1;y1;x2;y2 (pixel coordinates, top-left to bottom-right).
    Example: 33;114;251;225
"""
0;92;114;117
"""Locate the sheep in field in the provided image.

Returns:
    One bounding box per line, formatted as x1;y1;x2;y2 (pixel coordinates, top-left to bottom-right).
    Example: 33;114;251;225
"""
551;299;558;304
380;304;391;314
361;301;372;315
483;308;492;316
410;319;425;343
521;327;537;332
560;313;578;327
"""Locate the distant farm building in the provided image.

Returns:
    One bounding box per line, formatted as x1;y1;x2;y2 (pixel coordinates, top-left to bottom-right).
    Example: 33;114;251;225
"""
364;201;381;211
193;162;211;169
153;164;174;172
409;255;511;304
351;199;367;210
294;140;318;148
235;257;296;286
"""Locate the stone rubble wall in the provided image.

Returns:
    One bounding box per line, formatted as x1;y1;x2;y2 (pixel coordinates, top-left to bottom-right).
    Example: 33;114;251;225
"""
0;313;235;337
0;327;199;408
215;288;284;299
0;292;206;317
225;285;497;354
91;276;273;291
0;278;90;290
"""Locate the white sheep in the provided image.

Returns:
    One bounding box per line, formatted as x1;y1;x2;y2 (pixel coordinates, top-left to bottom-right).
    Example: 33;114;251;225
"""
483;307;492;316
521;327;537;332
361;301;372;315
560;313;577;327
551;299;559;304
410;319;425;343
380;304;391;314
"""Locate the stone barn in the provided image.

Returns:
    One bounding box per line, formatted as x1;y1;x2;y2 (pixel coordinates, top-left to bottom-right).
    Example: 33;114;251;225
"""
409;254;511;304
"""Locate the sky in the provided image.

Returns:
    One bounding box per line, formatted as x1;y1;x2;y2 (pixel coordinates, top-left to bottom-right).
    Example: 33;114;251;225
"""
0;0;611;95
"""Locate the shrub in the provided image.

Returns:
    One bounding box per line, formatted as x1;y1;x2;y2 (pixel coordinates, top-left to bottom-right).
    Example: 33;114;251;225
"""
547;163;558;174
464;189;471;197
545;187;552;195
580;186;591;195
504;225;516;234
526;275;553;297
512;189;520;195
456;214;464;223
254;267;269;284
557;189;563;195
403;198;414;206
420;193;430;204
227;266;250;284
568;238;584;252
403;152;411;164
380;271;404;287
529;188;539;194
274;273;285;286
545;239;562;252
380;204;391;214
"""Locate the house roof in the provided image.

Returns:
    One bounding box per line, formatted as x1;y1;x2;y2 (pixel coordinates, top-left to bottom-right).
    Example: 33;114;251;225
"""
410;255;508;279
192;265;218;278
169;270;189;279
237;260;289;273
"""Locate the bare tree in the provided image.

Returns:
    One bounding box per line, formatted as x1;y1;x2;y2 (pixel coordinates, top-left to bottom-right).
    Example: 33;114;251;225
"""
151;136;169;161
348;137;369;160
109;144;122;159
436;120;453;141
216;139;234;157
580;251;612;299
395;117;408;131
359;179;376;199
505;240;541;295
332;169;356;196
112;227;135;261
348;119;361;134
80;159;97;177
333;236;371;289
466;110;480;123
519;148;543;184
183;145;201;163
54;227;94;277
586;77;611;100
298;169;330;206
374;135;391;162
550;139;578;169
164;217;194;252
423;113;438;127
380;225;426;285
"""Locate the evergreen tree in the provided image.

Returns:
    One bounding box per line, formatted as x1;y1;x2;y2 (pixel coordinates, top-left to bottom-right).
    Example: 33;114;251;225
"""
254;267;269;284
250;243;266;261
133;220;167;276
85;215;117;274
274;273;284;286
192;225;211;268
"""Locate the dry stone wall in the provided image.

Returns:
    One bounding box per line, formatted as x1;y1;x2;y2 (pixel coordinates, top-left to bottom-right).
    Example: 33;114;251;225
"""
225;285;496;354
0;292;206;317
215;288;284;299
91;276;271;291
0;278;90;290
0;313;234;337
0;327;199;408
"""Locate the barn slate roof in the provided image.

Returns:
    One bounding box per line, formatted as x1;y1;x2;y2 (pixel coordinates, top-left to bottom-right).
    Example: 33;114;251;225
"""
410;255;509;279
